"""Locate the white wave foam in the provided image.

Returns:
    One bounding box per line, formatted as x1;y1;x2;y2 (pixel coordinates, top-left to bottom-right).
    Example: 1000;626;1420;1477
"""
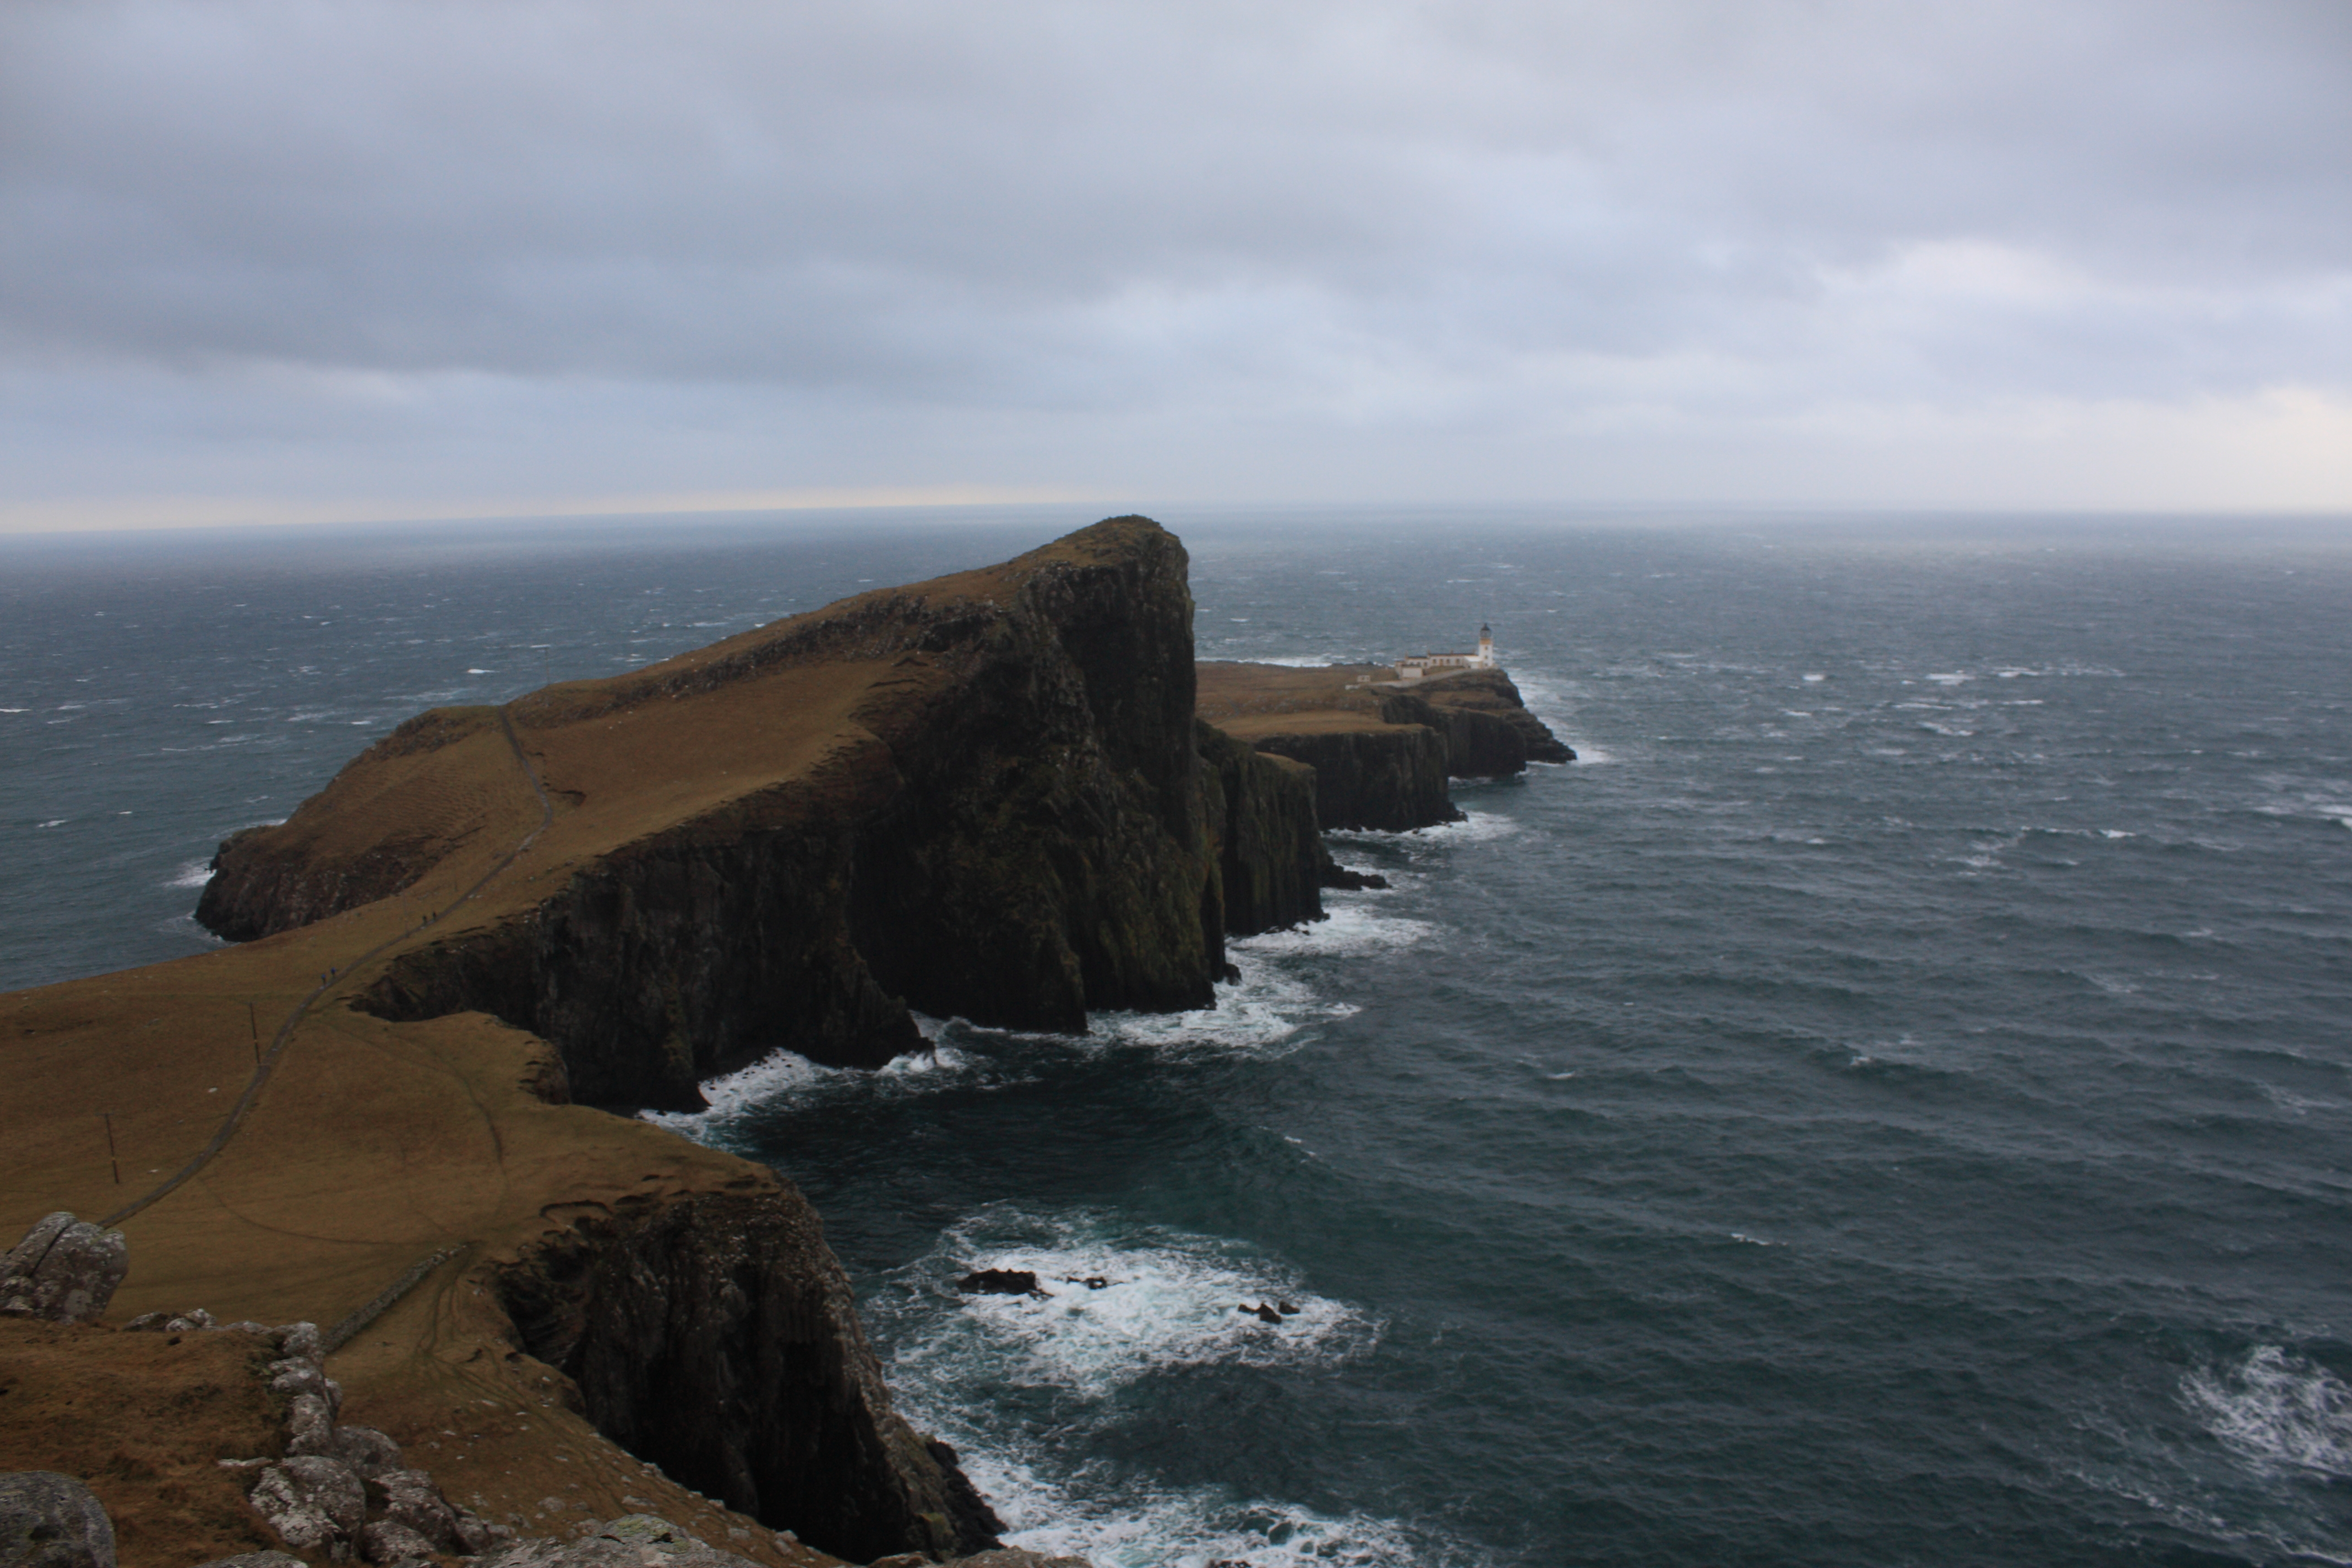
1090;961;1357;1055
640;1039;969;1138
2184;1346;2352;1479
984;1462;1468;1568
871;1210;1476;1567
166;859;214;889
1235;901;1434;961
883;1210;1377;1401
1325;809;1522;856
35;819;67;829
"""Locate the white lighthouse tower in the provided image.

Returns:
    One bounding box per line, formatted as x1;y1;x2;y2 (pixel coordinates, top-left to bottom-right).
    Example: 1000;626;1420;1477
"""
1476;623;1495;668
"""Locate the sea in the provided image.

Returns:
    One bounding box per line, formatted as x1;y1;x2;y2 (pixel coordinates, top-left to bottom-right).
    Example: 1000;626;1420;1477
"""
5;507;2351;1568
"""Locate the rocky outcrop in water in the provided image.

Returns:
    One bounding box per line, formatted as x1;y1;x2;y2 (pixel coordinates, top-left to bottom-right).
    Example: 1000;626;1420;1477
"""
496;1188;1000;1565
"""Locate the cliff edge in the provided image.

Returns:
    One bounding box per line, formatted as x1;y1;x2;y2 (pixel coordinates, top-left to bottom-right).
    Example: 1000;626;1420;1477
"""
198;517;1315;1112
3;517;1332;1568
1195;661;1572;831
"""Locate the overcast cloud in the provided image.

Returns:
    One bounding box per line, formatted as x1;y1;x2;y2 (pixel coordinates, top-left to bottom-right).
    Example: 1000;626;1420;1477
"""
2;0;2348;527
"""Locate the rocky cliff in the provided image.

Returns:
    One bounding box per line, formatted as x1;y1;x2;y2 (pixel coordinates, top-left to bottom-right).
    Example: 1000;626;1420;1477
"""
1193;722;1325;935
12;518;1501;1568
1194;660;1572;832
1400;668;1575;766
196;518;1319;1112
1238;723;1463;833
497;1190;999;1564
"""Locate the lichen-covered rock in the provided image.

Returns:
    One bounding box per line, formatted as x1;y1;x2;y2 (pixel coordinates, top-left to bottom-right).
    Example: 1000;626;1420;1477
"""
185;1553;305;1568
364;1470;458;1553
355;1519;437;1567
0;1471;116;1568
329;1426;403;1480
475;1517;765;1568
247;1456;365;1556
450;1507;508;1555
271;1322;323;1360
0;1215;127;1325
282;1393;337;1458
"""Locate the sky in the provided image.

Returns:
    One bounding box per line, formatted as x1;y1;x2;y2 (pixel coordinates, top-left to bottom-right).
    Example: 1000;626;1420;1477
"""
2;0;2348;531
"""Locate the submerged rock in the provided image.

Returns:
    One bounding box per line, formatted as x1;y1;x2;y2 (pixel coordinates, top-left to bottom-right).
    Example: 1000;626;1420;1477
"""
955;1270;1046;1298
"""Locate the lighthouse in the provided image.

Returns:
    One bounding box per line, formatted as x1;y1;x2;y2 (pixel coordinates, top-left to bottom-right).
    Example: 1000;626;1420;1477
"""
1476;623;1494;667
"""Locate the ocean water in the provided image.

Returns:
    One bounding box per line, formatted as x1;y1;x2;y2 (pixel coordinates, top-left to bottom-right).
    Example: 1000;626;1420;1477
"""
7;509;2352;1567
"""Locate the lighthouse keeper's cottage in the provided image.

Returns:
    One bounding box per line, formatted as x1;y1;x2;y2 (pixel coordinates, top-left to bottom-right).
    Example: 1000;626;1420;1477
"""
1392;624;1497;681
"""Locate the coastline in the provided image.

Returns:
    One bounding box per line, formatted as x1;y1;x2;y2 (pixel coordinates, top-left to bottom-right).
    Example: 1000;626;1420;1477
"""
0;516;1568;1567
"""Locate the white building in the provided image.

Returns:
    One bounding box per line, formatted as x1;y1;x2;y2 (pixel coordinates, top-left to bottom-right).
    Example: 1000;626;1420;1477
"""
1393;624;1496;680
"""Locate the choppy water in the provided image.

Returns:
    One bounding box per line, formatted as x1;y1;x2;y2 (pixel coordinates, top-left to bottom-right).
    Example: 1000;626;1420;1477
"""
8;510;2352;1567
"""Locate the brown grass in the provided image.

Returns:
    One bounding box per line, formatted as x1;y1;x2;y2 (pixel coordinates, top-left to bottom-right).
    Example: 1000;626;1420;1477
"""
0;518;1192;1566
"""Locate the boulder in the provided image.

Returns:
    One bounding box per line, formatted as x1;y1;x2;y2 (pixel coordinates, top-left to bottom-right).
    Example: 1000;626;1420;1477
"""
184;1554;305;1568
475;1518;766;1568
282;1393;337;1458
0;1471;116;1568
330;1427;404;1480
955;1269;1044;1298
0;1215;128;1325
247;1457;365;1556
364;1471;458;1554
450;1508;508;1555
356;1520;438;1566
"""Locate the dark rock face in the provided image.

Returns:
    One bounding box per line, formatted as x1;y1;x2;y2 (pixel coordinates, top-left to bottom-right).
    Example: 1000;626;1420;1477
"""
1375;692;1528;779
233;516;1320;1109
955;1269;1044;1297
496;1188;1003;1565
1244;725;1462;833
360;823;919;1109
195;709;507;943
0;1213;126;1325
0;1472;115;1568
1407;668;1575;764
1195;722;1325;935
1218;665;1571;834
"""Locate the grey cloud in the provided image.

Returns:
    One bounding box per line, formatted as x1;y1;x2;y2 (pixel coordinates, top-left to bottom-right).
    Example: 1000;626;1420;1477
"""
1;0;2346;511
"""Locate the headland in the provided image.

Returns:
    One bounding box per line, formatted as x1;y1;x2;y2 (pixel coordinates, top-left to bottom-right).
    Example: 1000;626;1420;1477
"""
0;518;1566;1568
